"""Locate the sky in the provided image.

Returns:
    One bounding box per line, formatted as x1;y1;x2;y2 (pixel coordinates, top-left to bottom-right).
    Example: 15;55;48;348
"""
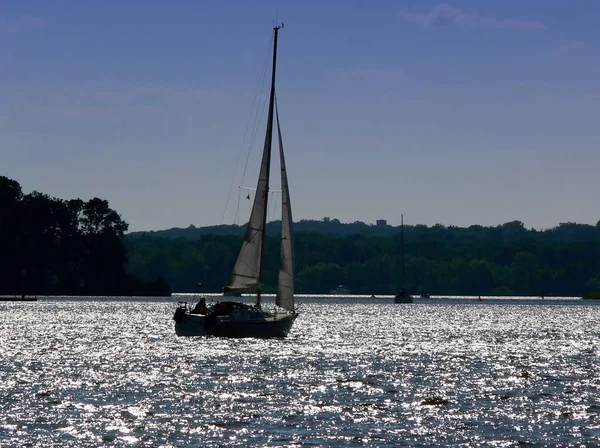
1;0;599;231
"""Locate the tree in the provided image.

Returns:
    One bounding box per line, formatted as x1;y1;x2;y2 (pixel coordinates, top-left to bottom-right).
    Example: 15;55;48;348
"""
81;198;128;237
0;176;167;295
510;252;540;294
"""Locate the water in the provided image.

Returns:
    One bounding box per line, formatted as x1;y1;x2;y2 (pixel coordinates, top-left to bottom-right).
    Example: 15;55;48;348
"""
1;295;600;447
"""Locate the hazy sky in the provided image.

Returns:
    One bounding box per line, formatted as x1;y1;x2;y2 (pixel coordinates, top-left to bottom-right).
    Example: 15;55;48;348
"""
1;0;598;231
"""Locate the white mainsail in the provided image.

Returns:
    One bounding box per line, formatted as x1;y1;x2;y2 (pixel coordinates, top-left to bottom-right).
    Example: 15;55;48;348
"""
224;26;279;295
275;102;295;312
224;115;274;293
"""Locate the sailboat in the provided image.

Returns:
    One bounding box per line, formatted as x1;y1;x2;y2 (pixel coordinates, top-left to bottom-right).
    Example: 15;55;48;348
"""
173;24;298;338
394;214;413;303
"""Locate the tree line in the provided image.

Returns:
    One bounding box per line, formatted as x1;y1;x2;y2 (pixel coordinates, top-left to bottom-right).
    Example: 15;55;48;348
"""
2;174;599;297
127;219;600;296
0;176;170;296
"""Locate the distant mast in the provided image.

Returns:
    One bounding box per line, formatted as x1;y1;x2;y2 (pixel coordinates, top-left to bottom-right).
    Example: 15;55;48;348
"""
401;214;405;289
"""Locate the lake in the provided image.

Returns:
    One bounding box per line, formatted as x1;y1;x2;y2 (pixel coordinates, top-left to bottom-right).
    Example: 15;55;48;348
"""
1;295;599;446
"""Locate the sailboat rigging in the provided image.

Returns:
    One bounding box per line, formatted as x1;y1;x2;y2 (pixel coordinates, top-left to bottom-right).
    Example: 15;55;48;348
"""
394;213;413;303
173;24;298;337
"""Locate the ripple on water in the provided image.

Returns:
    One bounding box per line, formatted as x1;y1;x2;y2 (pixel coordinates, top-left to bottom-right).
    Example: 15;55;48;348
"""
1;297;600;446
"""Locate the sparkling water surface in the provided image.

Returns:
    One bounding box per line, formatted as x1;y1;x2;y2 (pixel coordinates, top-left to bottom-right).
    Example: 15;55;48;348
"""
1;295;599;447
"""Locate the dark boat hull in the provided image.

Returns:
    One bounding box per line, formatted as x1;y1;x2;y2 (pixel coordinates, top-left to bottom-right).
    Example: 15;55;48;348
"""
393;294;413;303
175;311;298;338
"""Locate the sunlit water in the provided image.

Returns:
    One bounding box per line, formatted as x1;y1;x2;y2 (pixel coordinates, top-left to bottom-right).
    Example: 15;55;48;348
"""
1;295;600;447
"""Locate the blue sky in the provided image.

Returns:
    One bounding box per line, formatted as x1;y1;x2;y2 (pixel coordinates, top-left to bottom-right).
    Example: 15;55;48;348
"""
1;0;598;231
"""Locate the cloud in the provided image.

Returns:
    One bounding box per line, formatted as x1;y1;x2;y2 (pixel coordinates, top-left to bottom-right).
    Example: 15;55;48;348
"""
547;42;584;56
398;4;545;31
0;14;44;32
342;68;408;82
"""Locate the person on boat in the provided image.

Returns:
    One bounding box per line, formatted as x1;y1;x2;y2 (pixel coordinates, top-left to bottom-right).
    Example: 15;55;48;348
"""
192;297;207;314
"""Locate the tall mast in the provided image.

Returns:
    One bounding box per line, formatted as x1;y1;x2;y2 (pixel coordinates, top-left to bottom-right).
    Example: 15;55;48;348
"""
256;23;283;308
401;214;405;288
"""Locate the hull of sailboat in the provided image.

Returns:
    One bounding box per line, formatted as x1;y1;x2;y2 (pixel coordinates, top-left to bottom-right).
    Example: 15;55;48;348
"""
394;295;413;303
175;311;298;338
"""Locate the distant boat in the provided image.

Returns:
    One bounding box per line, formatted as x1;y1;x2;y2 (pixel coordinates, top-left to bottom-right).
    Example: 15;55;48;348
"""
330;285;351;295
173;24;297;338
394;287;412;304
394;214;413;304
420;293;431;298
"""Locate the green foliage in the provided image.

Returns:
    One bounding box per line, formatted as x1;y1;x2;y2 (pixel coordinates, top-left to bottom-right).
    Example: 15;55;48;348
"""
5;173;598;297
582;291;600;300
0;176;169;296
125;217;600;296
